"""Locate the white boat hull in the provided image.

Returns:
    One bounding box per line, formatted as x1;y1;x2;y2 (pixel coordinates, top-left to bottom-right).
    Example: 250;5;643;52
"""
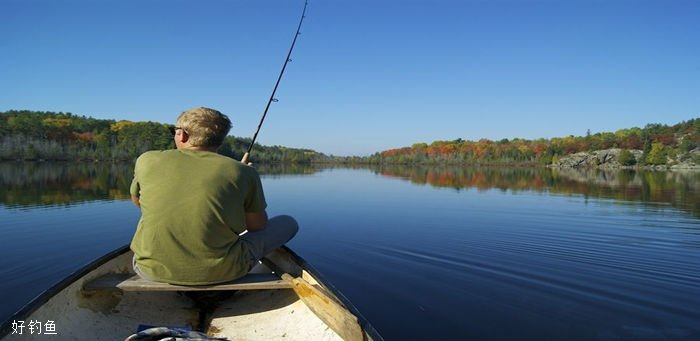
0;246;381;340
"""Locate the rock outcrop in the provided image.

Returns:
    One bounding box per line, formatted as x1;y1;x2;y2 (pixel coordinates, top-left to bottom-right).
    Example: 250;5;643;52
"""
550;148;700;169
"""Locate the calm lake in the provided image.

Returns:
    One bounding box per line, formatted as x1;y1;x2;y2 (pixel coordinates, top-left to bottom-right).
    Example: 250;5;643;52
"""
1;162;699;340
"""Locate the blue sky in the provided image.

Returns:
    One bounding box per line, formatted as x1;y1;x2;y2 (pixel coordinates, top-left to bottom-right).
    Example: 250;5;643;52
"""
1;0;698;156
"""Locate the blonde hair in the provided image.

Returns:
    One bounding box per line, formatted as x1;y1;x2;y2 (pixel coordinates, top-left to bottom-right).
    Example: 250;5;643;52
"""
176;107;232;147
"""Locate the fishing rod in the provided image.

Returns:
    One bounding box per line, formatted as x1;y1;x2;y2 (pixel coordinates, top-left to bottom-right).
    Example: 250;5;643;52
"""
241;0;308;164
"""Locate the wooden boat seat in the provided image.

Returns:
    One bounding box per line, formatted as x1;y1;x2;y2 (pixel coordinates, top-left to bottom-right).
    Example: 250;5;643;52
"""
83;273;292;292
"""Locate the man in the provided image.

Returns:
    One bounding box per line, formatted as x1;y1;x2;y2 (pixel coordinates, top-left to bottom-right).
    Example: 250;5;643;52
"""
129;107;298;285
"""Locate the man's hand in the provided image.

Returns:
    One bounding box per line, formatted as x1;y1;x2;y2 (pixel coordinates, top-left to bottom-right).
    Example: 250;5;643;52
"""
245;210;268;231
240;152;254;166
131;195;141;208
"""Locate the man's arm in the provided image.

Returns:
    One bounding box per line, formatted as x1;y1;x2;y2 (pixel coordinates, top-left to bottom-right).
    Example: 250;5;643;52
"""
245;210;268;231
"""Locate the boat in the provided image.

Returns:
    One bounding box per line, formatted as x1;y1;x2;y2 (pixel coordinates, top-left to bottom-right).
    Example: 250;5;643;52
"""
0;245;382;340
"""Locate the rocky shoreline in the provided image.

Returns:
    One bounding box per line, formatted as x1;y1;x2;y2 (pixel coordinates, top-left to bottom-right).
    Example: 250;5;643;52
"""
548;148;700;170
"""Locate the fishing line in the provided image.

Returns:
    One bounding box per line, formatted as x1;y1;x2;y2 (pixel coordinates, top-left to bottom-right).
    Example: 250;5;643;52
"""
241;0;308;164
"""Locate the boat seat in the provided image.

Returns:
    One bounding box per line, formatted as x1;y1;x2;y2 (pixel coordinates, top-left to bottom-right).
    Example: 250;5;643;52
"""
83;273;292;292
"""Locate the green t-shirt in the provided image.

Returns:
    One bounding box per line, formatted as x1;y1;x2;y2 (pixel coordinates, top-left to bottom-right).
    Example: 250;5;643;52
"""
129;149;267;285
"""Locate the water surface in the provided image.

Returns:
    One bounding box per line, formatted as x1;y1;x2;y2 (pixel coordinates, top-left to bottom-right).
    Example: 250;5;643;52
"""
1;162;698;340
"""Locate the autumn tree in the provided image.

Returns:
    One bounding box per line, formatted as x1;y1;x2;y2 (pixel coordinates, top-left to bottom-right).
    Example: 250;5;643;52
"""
645;142;668;165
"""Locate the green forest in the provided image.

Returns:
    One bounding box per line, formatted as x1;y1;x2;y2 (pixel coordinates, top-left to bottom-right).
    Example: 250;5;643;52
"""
0;110;332;163
369;118;700;166
2;110;698;167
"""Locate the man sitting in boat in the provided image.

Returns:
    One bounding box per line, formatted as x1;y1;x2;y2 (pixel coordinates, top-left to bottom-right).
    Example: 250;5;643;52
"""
129;107;299;285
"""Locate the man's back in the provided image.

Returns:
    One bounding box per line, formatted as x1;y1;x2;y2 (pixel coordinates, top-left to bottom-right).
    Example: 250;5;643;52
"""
130;149;267;285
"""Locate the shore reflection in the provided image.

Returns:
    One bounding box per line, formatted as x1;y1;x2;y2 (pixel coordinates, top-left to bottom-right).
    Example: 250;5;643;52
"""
2;162;698;218
374;165;700;217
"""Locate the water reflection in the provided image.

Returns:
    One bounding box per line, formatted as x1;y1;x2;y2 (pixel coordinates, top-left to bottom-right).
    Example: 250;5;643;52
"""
374;165;700;217
3;162;699;218
0;162;134;208
0;162;325;208
254;163;325;177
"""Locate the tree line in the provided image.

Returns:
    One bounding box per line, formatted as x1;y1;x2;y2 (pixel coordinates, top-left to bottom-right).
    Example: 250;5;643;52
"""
369;118;700;166
0;110;333;163
4;110;697;166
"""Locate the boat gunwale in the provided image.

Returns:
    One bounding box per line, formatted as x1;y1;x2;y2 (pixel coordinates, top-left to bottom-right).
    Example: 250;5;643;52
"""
0;244;383;340
280;247;384;341
0;244;131;338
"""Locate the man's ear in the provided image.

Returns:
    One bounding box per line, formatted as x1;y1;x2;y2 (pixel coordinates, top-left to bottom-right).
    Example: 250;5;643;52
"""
178;131;189;143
